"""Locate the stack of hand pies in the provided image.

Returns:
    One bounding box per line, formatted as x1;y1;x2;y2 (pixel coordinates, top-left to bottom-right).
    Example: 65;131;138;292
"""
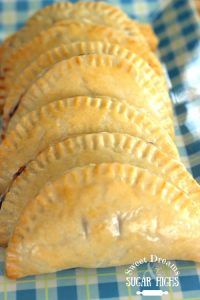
0;1;199;279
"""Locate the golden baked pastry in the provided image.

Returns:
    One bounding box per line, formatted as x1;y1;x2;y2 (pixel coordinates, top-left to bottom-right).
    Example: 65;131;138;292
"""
3;42;167;131
0;1;199;280
0;1;152;70
6;163;200;278
0;3;147;74
3;21;161;95
27;1;145;40
0;96;178;196
0;132;198;246
6;55;173;138
26;1;157;50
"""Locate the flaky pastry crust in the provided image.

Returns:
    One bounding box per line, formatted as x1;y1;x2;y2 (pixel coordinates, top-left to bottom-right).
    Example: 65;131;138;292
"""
6;163;200;278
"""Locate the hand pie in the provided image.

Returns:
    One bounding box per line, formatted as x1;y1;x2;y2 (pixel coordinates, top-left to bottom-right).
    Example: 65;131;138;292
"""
3;42;168;130
0;132;198;246
26;1;157;50
4;21;161;94
1;1;199;280
1;1;151;71
1;7;146;74
0;96;178;195
6;55;173;138
6;163;200;278
0;1;123;66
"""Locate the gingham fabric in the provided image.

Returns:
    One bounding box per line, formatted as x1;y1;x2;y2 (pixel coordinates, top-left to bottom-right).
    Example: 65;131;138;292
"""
0;0;200;299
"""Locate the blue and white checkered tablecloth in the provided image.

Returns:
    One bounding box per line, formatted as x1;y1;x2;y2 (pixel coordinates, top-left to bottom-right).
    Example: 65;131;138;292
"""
0;0;200;299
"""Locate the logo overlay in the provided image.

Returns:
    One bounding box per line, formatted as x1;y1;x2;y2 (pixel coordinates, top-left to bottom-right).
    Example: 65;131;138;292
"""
125;255;180;296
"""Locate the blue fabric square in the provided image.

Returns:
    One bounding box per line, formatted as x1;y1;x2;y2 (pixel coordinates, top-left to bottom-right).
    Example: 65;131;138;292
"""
186;140;200;156
177;9;192;22
159;36;171;48
182;23;197;36
186;39;198;51
169;67;180;78
154;23;166;35
99;282;119;298
57;286;77;300
16;289;36;300
15;1;29;11
173;0;186;9
162;51;175;62
179;275;200;291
